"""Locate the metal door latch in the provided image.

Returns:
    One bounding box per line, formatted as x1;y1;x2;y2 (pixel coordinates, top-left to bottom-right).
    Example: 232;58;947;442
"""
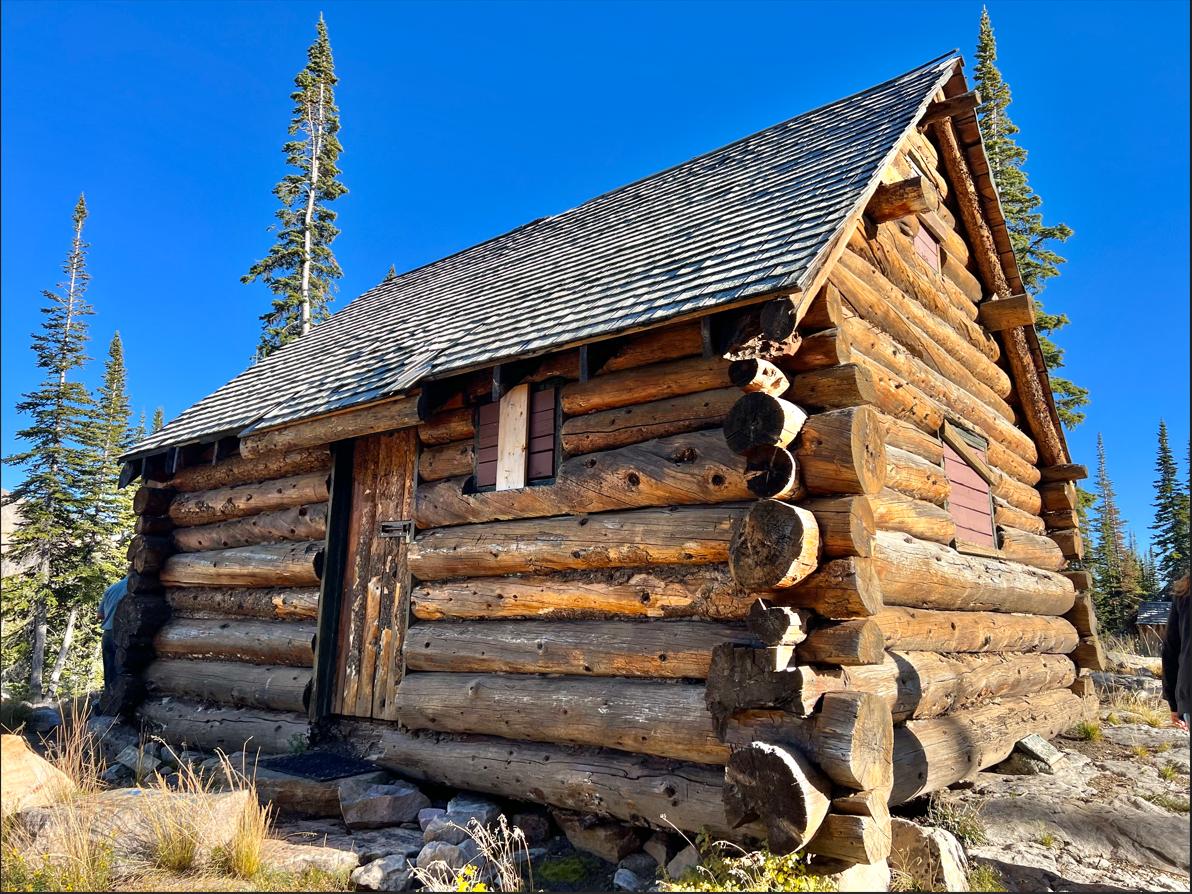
378;519;415;542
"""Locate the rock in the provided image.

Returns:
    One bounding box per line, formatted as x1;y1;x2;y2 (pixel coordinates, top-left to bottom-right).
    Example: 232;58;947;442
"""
552;809;646;864
26;705;62;735
1015;733;1064;769
340;780;431;830
811;856;892;892
352;827;425;863
114;744;159;775
511;810;552;845
416;838;482;871
643;831;677;868
423;813;473;846
446;792;502;827
519;846;548;866
418;807;447;831
351;855;414;891
100;761;136;787
613;867;648;890
85;715;139;766
991;752;1053;776
263;838;360;875
665;843;701;880
618;851;659;877
890;818;969;892
0;734;75;811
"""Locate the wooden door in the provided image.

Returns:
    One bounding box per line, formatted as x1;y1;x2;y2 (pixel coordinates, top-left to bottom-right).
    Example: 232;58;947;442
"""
332;428;417;720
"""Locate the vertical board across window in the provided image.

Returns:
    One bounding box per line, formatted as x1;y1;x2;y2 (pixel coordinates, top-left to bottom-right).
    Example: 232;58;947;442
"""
943;433;996;548
913;224;941;273
475;384;558;490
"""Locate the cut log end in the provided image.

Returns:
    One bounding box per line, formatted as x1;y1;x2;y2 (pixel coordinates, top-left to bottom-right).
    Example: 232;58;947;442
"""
725;393;808;455
729;359;790;396
724;741;831;853
729;500;822;591
744;447;803;500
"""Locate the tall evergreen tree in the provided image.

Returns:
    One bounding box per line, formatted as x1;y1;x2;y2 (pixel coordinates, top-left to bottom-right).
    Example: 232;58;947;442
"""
82;332;135;573
152;407;165;433
974;9;1087;428
132;411;147;444
1;195;98;701
1151;420;1190;588
1088;433;1137;631
243;15;347;358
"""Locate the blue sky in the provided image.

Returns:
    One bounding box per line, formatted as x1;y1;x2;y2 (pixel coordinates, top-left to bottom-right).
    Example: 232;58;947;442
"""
2;1;1188;546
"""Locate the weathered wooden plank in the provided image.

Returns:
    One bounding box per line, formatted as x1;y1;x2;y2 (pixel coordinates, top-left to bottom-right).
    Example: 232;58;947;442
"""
139;698;309;755
403;620;751;679
409;504;747;580
239;395;421;459
153;618;315;667
164;587;319;621
159;541;324;588
169;473;330;528
561;356;731;416
559;388;738;457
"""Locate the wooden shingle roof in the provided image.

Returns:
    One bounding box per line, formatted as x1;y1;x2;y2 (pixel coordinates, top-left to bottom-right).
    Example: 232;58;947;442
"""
129;53;959;458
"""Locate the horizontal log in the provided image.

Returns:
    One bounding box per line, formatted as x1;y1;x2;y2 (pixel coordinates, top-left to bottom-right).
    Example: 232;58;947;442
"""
978;293;1034;331
1065;592;1098;638
798;619;885;666
169;472;330;528
354;722;754;837
134;486;175;516
159;540;324;588
871;488;955;544
729;501;820;591
418;407;474;447
796;406;887;495
995;499;1047;536
886;447;949;507
171;503;327;552
801;495;876;558
865;218;976;323
164;587;319;621
561;356;730;416
873;531;1074;615
724;393;808;454
394;673;728;765
1049;528;1084;561
990;464;1044;517
1071;635;1107;672
747;602;811;648
403;620;751;679
419;440;473;482
415;430;750;529
1063;569;1093;593
881;414;943;465
601;320;706;374
139;697;309;755
729;358;790;396
412;565;753;621
873;606;1079;653
782;327;853;373
560;388;738;457
1038;481;1078;512
997;525;1067;572
144;658;310;713
169;446;330;493
409;504;746;580
920;90;979;126
135;515;174;536
239;395;421;459
890;688;1085;803
153;618;315;666
1039;464;1089;483
1041;508;1080;530
867;176;936;223
773;557;884;619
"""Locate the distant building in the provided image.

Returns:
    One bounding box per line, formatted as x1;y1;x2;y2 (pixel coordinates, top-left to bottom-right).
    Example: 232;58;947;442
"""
1136;600;1172;650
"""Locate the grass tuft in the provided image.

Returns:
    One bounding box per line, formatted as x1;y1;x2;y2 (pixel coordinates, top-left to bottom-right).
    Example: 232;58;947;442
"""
1131;744;1151;759
1070;720;1102;742
656;827;834;892
926;792;988;847
1144;793;1190;813
1157;762;1183;782
967;863;1007;892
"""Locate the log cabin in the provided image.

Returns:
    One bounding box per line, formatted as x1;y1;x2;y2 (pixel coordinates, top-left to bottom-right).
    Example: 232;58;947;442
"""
114;52;1103;868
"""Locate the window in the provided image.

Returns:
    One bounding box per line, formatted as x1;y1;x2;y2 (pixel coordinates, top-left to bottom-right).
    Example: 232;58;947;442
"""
913;223;941;272
941;424;996;549
474;383;558;491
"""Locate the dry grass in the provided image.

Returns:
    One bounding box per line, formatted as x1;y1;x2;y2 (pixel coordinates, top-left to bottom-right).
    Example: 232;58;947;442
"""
409;814;531;892
1102;688;1169;728
926;792;988;846
967;863;1008;892
1157;762;1184;782
1144;792;1190;814
1070;720;1103;742
1131;744;1151;759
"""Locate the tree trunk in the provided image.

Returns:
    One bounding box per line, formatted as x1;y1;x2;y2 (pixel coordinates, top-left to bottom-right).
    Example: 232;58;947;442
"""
28;597;48;702
45;607;79;698
404;620;751;679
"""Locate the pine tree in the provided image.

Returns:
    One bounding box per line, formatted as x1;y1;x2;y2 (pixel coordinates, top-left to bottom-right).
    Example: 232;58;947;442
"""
243;15;347;358
132;411;147;444
974;9;1087;428
1151;420;1191;588
1139;547;1160;597
1088;434;1137;631
1;195;98;701
82;332;135;573
152;407;165;433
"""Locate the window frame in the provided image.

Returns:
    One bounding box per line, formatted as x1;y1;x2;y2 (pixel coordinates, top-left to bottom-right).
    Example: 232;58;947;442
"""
471;379;561;493
941;423;999;554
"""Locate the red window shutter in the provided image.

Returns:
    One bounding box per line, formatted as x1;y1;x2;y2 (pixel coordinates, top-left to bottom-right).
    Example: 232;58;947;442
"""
475;401;499;488
527;387;557;481
943;440;994;546
913;225;941;272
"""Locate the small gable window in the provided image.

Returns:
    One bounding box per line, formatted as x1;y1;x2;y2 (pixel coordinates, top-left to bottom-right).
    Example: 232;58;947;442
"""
474;383;558;491
913;223;941;273
941;424;996;550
